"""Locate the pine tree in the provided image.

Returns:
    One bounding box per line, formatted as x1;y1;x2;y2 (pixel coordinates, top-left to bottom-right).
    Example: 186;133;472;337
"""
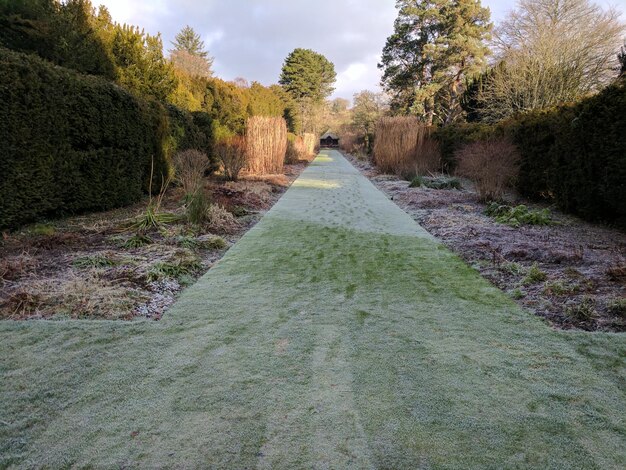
170;25;213;78
171;25;208;58
379;0;492;124
279;48;336;133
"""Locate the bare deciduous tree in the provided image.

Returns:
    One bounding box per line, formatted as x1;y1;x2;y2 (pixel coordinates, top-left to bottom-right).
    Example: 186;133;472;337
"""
477;0;625;121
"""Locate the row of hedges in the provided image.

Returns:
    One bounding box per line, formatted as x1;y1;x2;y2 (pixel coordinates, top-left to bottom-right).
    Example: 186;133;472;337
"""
434;77;626;228
0;47;215;230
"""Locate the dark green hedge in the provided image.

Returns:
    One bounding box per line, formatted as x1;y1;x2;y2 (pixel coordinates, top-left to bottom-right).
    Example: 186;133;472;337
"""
0;47;214;230
511;81;626;227
435;78;626;228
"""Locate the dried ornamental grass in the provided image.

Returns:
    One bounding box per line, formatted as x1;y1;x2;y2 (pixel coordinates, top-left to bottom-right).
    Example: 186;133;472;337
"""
373;117;440;176
302;133;316;157
245;116;288;175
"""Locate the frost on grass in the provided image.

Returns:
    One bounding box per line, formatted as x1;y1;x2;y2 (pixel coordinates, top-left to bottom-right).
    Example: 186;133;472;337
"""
0;162;307;321
347;153;626;332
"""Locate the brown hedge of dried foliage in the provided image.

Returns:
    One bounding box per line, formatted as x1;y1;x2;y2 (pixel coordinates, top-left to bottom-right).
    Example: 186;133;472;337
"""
373;117;441;177
455;139;520;202
245;116;288;175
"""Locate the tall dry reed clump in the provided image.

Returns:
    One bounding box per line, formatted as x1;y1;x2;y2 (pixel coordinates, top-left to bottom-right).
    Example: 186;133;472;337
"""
339;132;362;154
245;116;287;175
286;134;305;164
373;117;440;177
303;133;316;158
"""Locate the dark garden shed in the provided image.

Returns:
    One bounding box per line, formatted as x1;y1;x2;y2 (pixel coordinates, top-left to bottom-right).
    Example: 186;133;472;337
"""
320;132;339;148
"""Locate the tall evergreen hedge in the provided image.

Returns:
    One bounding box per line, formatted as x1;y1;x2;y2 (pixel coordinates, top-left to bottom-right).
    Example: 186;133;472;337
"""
511;79;626;227
0;47;214;230
434;78;626;228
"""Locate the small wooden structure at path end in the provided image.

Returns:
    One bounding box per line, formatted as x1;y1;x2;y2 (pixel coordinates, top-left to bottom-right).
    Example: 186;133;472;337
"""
320;132;339;148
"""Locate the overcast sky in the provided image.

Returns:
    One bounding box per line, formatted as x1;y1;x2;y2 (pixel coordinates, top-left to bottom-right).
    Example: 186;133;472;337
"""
97;0;626;100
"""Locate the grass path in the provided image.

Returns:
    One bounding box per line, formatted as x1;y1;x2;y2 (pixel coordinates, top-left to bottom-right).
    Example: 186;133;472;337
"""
1;150;625;468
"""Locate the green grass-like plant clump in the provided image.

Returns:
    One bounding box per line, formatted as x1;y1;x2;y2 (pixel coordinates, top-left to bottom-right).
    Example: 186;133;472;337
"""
186;191;211;226
565;297;598;321
131;206;182;232
607;298;626;318
175;235;226;251
485;202;552;227
147;257;202;282
73;254;117;269
29;224;56;236
543;280;580;296
509;288;526;299
522;263;547;285
410;175;461;189
122;234;153;249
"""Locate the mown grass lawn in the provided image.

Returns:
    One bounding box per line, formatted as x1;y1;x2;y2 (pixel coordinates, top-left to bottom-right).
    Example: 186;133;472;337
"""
1;150;624;468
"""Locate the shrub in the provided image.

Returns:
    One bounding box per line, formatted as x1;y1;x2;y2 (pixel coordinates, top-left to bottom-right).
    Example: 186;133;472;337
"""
511;79;626;227
485;203;552;227
245;116;288;175
433;122;495;170
339;132;364;155
455;139;520;202
216;136;247;181
0;47;157;229
437;78;626;228
414;138;442;176
173;149;209;196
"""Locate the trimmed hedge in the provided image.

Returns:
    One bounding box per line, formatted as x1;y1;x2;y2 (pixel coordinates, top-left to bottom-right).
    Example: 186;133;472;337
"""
435;78;626;228
511;82;626;227
0;47;214;230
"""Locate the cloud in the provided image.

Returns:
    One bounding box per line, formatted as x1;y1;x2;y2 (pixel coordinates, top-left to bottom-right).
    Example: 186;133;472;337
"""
98;0;396;98
95;0;626;99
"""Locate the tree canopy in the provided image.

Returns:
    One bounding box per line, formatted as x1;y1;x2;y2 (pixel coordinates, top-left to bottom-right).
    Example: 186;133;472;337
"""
379;0;492;124
279;48;336;103
170;25;213;78
471;0;625;121
279;48;336;134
